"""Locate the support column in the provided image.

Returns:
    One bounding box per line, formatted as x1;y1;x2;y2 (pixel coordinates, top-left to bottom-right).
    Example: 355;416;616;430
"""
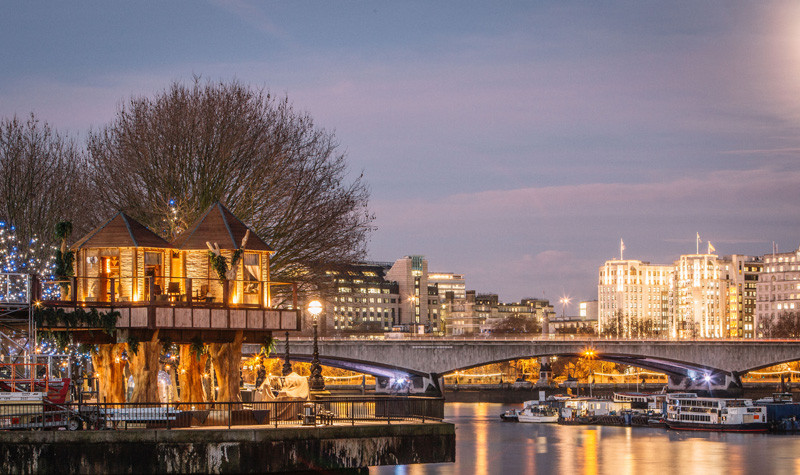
91;343;126;403
128;331;161;403
208;330;244;402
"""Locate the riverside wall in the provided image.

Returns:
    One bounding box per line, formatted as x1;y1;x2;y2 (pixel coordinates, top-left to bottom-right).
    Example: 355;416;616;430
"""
0;423;455;474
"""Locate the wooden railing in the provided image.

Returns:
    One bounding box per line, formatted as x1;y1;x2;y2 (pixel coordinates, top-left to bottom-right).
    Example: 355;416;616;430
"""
38;276;297;311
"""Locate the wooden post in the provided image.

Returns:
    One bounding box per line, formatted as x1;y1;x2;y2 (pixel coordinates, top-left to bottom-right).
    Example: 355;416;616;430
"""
186;278;193;306
70;277;77;302
223;279;230;305
148;276;154;303
110;278;116;304
259;281;265;309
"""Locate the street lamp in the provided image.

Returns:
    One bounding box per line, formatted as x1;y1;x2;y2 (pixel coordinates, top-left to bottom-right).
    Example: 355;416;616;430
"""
560;297;571;318
282;331;292;376
308;300;325;391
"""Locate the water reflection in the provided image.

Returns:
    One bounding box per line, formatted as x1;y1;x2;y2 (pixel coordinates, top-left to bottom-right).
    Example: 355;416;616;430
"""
371;403;800;475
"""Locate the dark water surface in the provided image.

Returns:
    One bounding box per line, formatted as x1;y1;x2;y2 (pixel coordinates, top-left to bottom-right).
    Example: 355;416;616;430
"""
371;402;800;475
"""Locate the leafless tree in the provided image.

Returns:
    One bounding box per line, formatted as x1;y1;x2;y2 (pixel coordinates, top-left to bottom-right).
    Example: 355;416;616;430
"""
87;79;374;290
763;312;800;339
0;114;93;259
491;315;542;334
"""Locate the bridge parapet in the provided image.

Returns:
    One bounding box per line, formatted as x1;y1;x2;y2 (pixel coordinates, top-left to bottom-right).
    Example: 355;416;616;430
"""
269;338;800;393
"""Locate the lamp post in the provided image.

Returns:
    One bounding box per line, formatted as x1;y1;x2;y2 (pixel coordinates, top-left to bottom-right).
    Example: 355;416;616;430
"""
282;331;292;376
308;300;325;391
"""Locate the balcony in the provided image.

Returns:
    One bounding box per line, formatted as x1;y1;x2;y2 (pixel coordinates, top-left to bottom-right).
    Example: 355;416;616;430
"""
34;275;300;343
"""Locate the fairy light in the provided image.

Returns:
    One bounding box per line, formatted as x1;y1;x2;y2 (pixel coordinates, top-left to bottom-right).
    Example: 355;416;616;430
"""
0;223;57;301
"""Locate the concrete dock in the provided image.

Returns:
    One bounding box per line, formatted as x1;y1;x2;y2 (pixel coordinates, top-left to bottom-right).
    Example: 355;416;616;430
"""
0;422;455;473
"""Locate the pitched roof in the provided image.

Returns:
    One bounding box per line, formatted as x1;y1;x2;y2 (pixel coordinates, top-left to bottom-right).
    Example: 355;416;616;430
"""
170;202;273;252
71;212;173;250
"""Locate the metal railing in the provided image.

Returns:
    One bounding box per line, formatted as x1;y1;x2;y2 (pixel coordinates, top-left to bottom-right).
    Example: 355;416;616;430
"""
0;396;444;431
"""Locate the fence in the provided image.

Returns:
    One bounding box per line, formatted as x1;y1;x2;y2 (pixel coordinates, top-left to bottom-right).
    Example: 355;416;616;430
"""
0;396;444;431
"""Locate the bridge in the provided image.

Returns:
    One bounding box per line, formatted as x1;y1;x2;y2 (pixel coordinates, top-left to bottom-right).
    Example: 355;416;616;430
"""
256;337;800;394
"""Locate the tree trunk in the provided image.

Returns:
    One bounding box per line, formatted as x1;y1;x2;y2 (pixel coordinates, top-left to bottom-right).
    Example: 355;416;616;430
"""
178;344;209;407
208;331;243;402
127;332;161;403
91;343;127;403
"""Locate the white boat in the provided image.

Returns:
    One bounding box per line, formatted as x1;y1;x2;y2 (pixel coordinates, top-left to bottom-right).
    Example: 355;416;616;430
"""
517;400;559;423
665;395;768;432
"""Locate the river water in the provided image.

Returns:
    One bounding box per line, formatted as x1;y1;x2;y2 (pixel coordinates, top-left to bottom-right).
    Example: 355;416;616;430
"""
371;402;800;475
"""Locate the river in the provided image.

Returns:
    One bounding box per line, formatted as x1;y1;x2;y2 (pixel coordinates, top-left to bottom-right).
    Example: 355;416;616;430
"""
371;402;800;474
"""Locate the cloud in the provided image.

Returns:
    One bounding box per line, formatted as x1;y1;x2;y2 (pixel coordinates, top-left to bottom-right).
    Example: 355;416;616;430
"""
369;167;800;301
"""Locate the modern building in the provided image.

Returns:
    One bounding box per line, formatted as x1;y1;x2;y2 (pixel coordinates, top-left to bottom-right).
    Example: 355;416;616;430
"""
719;255;761;338
325;262;399;334
579;300;598;321
756;247;800;337
385;256;429;330
428;273;466;300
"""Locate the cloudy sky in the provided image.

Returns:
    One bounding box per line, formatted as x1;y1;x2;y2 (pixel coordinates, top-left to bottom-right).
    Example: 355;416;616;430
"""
2;1;800;310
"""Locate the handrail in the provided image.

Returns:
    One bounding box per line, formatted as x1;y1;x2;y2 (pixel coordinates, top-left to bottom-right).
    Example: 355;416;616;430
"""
0;396;444;431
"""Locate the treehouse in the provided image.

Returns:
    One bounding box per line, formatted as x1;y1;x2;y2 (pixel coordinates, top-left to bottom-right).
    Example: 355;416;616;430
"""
40;203;299;344
70;212;174;303
170;202;275;307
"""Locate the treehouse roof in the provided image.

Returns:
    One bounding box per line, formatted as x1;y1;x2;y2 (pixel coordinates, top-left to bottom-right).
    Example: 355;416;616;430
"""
71;212;173;250
170;202;273;252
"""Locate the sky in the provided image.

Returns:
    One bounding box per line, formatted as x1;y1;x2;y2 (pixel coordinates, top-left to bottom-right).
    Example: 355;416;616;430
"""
2;1;800;311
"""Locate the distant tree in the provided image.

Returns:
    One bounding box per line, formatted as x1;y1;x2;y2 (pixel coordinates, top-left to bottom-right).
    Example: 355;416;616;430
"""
601;310;625;337
555;324;596;336
491;315;542;334
87;79;373;292
0;114;92;261
601;310;659;339
763;312;800;339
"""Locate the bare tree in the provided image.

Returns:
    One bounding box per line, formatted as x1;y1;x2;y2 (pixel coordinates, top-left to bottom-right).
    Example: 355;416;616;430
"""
0;114;92;259
491;315;542;334
86;79;374;289
763;312;800;339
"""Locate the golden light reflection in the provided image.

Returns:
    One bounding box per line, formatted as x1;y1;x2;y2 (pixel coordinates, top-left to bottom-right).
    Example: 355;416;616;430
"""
583;429;598;475
474;403;488;475
526;437;536;474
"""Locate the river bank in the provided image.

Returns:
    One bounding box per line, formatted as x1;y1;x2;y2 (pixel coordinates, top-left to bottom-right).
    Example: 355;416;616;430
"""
442;383;797;403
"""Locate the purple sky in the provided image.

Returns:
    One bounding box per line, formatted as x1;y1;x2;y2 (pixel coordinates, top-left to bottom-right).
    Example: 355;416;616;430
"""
2;1;800;311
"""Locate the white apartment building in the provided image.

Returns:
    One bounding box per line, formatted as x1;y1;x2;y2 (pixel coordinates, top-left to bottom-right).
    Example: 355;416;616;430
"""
756;247;800;336
673;254;728;338
598;259;672;337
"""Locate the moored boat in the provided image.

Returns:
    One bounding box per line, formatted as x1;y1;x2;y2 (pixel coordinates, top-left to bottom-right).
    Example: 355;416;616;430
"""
665;394;768;432
500;409;519;422
518;400;559;423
